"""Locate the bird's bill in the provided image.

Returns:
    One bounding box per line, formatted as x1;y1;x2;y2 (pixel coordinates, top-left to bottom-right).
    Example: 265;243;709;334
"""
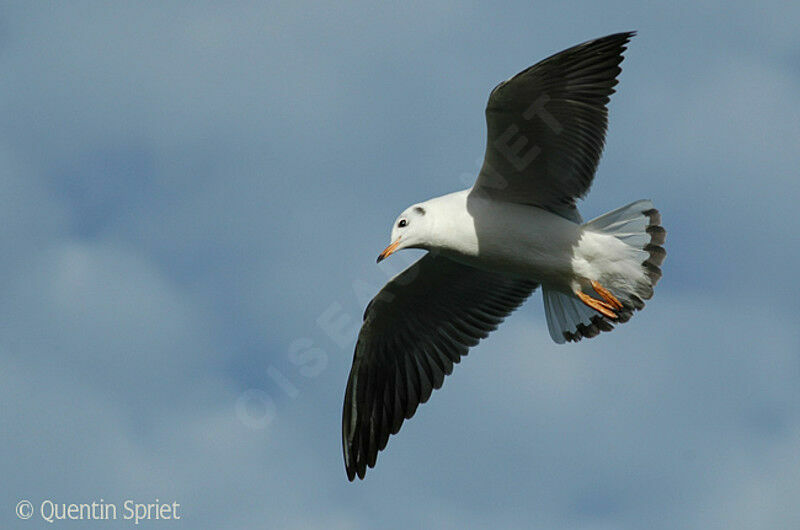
377;238;401;263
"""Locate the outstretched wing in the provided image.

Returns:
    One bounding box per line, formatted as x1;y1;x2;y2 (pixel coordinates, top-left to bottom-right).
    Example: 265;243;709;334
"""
342;253;537;480
474;31;634;222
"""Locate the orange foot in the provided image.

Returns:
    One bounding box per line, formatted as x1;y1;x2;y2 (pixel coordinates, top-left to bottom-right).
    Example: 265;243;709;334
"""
575;281;623;320
591;280;623;310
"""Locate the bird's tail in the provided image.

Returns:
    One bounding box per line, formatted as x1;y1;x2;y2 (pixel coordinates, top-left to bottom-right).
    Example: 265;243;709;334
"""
584;199;666;303
542;200;666;343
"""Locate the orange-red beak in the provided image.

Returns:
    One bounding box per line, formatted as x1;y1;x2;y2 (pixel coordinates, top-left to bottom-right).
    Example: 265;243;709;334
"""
376;238;401;263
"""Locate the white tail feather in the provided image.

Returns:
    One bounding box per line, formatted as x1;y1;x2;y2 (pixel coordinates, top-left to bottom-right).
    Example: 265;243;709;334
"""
542;199;665;343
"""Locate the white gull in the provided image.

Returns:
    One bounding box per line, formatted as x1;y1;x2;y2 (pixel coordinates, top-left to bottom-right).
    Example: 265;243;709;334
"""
343;31;666;481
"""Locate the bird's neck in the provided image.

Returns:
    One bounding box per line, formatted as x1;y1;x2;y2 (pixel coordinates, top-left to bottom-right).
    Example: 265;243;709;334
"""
425;189;480;258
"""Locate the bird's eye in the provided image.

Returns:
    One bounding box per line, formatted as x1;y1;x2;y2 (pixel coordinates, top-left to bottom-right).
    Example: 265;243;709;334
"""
398;219;407;228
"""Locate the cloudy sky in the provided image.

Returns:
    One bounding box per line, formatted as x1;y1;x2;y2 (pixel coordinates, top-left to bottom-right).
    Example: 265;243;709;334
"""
2;1;799;528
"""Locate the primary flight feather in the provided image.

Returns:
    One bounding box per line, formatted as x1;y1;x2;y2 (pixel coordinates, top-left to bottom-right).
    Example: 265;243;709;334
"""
342;31;666;481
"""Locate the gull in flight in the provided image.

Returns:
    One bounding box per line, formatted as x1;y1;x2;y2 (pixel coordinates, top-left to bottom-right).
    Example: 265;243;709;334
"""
342;31;666;481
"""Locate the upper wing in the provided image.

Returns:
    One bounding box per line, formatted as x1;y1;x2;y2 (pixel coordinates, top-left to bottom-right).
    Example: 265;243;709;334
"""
474;32;634;221
342;253;538;480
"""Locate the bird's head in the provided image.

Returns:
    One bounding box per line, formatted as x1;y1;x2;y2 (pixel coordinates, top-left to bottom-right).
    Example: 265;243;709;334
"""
377;204;431;262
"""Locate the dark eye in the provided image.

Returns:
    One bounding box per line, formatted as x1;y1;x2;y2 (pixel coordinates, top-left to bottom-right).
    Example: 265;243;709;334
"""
398;219;407;228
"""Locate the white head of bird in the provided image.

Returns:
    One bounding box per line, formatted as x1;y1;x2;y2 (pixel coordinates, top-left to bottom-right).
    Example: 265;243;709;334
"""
377;204;431;262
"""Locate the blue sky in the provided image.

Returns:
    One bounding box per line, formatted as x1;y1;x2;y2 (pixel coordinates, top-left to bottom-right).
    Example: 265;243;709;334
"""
2;1;799;528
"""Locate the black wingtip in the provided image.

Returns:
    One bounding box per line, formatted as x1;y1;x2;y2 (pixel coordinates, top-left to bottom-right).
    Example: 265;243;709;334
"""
606;30;636;41
621;30;636;45
344;450;366;482
584;30;636;49
589;30;636;50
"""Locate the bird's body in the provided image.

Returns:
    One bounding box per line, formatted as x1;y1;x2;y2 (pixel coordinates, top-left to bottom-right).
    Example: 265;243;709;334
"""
342;31;666;480
424;188;582;286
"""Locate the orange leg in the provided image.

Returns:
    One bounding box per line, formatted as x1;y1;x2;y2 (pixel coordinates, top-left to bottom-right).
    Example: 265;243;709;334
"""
575;290;618;319
591;280;623;310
